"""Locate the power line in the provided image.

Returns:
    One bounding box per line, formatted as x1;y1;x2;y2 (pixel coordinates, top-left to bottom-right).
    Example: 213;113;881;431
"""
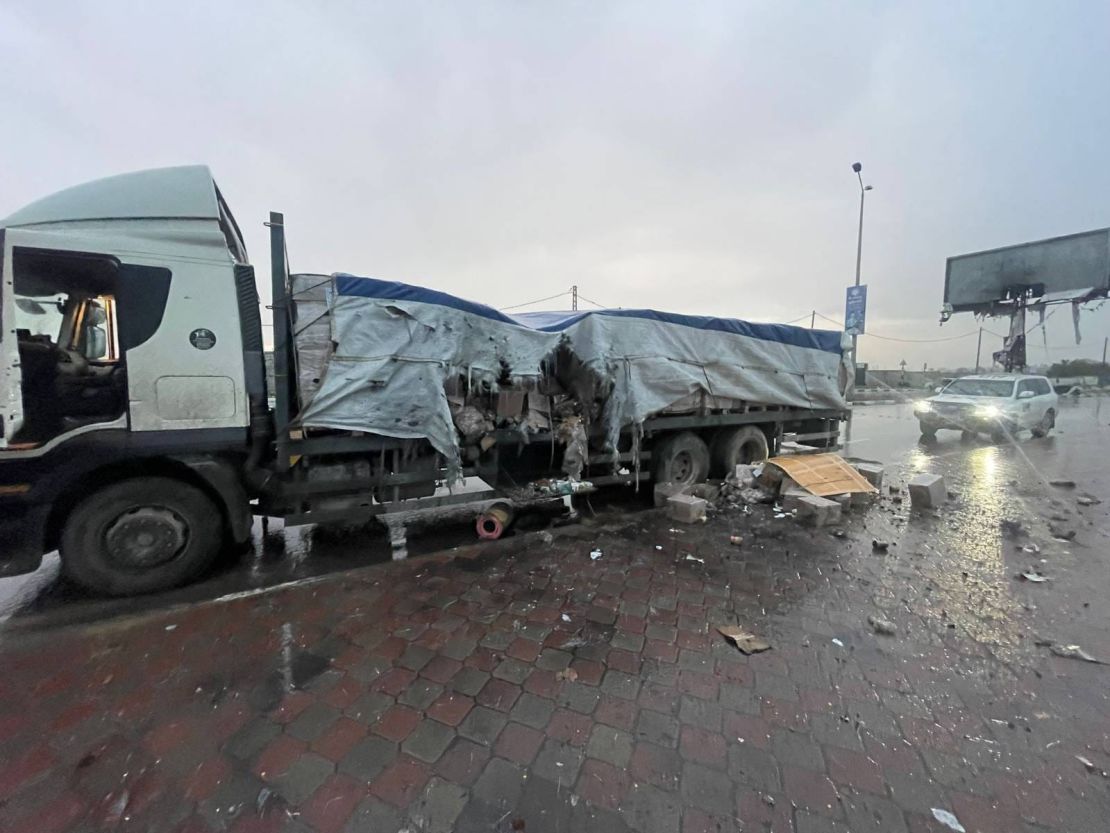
576;292;609;309
812;312;986;343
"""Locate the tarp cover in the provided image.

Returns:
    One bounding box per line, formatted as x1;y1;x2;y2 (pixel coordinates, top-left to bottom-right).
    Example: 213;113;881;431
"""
297;274;849;473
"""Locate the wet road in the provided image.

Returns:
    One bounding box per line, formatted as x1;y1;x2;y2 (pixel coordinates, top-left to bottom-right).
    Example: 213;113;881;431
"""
1;396;1107;635
1;397;1108;832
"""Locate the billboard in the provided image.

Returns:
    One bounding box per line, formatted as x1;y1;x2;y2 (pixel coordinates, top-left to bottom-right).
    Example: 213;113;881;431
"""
844;285;867;335
944;227;1110;315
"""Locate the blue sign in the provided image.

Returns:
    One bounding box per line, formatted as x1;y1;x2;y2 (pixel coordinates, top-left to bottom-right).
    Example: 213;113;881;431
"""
844;285;867;335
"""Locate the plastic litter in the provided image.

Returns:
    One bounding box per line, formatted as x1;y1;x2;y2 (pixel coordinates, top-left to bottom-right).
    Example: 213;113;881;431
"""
1049;479;1076;488
589;549;603;560
931;808;966;833
831;638;845;647
872;540;890;553
556;668;578;682
729;535;743;546
684;554;705;564
1019;571;1049;583
1022;543;1041;554
560;613;571;623
1077;495;1101;506
1049;644;1106;664
717;625;771;654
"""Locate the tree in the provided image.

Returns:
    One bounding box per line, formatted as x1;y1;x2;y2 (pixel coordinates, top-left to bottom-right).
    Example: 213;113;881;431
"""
1046;358;1110;378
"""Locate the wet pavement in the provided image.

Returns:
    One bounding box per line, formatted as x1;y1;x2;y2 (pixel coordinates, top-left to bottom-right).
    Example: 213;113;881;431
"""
1;399;1109;832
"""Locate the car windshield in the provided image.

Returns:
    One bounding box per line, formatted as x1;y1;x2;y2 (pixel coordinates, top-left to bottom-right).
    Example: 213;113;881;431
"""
942;379;1015;397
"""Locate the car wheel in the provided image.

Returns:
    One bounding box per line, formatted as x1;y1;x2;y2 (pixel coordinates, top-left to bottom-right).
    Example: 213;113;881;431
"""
918;422;937;440
709;426;769;476
60;476;224;596
653;431;711;487
960;430;976;442
1031;409;1055;438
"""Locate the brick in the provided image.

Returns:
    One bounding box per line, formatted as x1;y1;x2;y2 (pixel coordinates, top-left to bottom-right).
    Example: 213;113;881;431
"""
607;649;642;675
338;736;397;781
594;693;637;732
372;705;420;742
421;655;463;684
414;777;468;833
426;692;474;727
374;667;417;696
401;719;455;764
620;781;683;833
524;669;562;699
506;638;541;663
570;658;605;685
783;766;841;817
534;649;573;672
667;494;707;523
825;745;885;794
727;744;781;793
398;678;444;710
576;758;630;811
679;725;727;768
585;724;634;768
908;473;946;509
434;737;489;786
557;681;601;714
253;734;308;779
796;495;842;527
345;692;393;725
771;729;824;771
477;678;521;712
449;667;490;697
225;718;281;760
629;741;682;790
681;762;735;816
183;756;232;802
494;722;545;765
369;754;431;807
644;640;679;663
600;670;641;700
472;756;526;808
312;717;368;763
273;752;334;806
533;738;585;783
299;773;364;833
510;692;556;729
458;706;508;746
288;702;342;742
546;708;594;746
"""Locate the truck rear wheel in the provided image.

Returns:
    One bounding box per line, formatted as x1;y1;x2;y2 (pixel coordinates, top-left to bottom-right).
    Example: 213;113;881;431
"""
710;426;769;476
653;431;710;487
60;476;224;596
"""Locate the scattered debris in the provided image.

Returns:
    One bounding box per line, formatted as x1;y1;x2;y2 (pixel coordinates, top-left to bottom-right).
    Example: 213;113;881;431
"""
684;554;705;564
667;493;708;524
164;624;177;631
867;615;896;636
930;808;966;833
766;453;878;497
717;625;771;654
556;668;579;682
256;787;274;815
729;535;743;546
762;794;775;807
831;638;845;647
1076;755;1097;772
654;481;690;507
1048;523;1076;541
871;540;890;553
589;549;603;560
1000;518;1025;538
1049;479;1077;489
538;531;554;545
654;545;664;551
1049;644;1106;664
908;473;947;509
1077;495;1101;506
560;613;572;623
1022;543;1041;554
1019;571;1049;583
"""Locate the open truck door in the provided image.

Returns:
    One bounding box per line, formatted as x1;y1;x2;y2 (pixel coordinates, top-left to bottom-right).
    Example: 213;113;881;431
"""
0;230;27;445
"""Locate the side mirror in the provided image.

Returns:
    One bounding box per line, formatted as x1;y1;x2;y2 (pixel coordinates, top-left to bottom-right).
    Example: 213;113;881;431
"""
85;326;107;360
1018;390;1035;399
933;386;943;394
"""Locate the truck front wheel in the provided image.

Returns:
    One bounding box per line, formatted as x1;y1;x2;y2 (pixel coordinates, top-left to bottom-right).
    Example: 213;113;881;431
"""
653;431;710;487
60;477;224;596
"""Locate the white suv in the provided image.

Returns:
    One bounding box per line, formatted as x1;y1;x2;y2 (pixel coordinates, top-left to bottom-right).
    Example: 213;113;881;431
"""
913;374;1058;441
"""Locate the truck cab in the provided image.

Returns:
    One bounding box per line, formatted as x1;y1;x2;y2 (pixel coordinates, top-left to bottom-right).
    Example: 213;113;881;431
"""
0;166;262;592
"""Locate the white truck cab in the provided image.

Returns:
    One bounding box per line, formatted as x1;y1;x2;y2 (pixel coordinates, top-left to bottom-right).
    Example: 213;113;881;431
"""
913;373;1058;441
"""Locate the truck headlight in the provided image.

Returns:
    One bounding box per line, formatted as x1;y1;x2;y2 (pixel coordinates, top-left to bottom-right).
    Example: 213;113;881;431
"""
974;405;1001;419
915;401;932;413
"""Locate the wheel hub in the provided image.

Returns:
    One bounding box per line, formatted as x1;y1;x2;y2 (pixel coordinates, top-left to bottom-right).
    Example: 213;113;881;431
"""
104;507;188;568
673;451;693;483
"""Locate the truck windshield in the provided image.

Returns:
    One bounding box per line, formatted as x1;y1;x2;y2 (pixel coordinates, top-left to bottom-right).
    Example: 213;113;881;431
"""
942;379;1015;397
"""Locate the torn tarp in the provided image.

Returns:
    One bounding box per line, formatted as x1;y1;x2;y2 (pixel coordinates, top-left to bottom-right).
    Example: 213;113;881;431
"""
295;274;849;476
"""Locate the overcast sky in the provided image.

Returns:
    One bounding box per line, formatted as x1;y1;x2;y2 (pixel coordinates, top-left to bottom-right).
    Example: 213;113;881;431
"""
3;1;1108;369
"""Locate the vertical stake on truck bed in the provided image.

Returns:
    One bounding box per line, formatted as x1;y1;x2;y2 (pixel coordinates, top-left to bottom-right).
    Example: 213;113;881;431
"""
268;211;293;472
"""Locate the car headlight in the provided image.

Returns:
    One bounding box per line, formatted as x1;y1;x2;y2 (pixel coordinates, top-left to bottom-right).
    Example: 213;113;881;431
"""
974;405;1001;418
915;400;932;413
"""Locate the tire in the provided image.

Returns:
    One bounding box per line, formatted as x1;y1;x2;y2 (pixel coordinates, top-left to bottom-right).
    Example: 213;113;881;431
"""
1031;409;1055;438
60;476;224;596
709;426;770;476
960;430;976;442
653;431;711;487
918;422;937;440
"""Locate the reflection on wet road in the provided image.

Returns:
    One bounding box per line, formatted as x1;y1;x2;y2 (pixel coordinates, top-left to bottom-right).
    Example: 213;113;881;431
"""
2;397;1107;643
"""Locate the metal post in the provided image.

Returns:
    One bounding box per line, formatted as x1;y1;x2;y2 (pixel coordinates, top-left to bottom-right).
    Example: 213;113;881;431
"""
810;310;816;328
1102;336;1108;365
975;327;983;373
851;171;867;363
571;285;578;311
268;212;291;473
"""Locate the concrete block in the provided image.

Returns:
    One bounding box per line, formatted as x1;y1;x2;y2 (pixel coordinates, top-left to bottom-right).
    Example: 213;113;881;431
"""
850;490;876;508
854;463;884;490
778;476;802;497
830;493;851;512
666;493;708;524
692;483;721;502
908;473;946;509
654;481;689;508
781;489;810;513
795;495;842;527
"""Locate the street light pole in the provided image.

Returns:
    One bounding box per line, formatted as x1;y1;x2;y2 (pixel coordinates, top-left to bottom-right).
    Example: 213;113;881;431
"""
850;163;872;364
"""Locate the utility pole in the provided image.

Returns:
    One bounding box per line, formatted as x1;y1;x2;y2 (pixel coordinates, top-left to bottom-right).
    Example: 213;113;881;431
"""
810;310;816;328
1102;335;1107;365
571;285;578;311
975;327;983;373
